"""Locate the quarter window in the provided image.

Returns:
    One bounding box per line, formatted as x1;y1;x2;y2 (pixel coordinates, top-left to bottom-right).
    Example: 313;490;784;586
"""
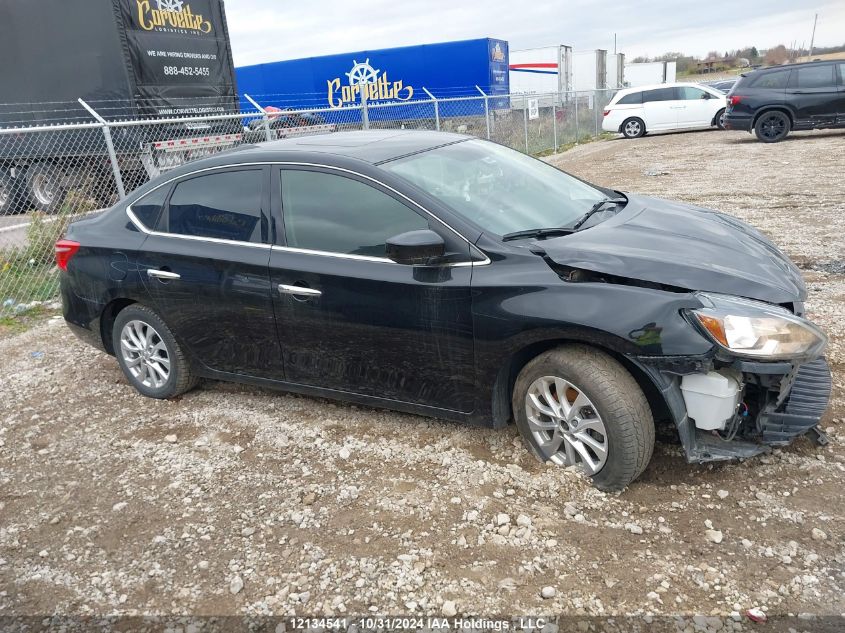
794;65;834;89
165;169;265;243
751;70;790;89
642;87;676;102
131;185;169;229
280;170;429;257
617;92;642;105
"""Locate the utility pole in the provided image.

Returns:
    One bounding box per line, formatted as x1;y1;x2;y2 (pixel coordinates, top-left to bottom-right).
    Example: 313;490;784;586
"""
808;13;818;58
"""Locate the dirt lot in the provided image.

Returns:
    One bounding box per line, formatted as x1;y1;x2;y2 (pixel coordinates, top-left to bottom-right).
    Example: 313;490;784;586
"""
1;128;844;625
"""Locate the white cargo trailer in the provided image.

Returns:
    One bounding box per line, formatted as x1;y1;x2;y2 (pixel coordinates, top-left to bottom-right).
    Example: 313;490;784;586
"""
572;49;607;92
509;45;573;95
624;60;677;87
606;53;625;88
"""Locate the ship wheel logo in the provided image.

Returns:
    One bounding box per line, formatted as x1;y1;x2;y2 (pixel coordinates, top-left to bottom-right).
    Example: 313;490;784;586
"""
156;0;184;11
346;59;380;86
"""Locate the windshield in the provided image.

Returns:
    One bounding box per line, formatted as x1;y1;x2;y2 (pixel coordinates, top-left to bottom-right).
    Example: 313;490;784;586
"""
381;139;609;236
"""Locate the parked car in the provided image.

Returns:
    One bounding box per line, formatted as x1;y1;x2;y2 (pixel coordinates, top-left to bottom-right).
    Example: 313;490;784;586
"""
57;131;831;491
724;60;845;142
701;79;737;94
602;83;728;138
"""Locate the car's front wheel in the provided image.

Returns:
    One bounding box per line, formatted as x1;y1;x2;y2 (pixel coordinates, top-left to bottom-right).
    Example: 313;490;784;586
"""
621;117;645;139
112;304;198;399
513;345;655;491
754;111;790;142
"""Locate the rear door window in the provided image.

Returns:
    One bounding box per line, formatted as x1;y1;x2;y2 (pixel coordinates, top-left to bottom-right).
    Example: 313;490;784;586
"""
751;69;790;89
642;87;676;102
678;86;710;100
792;65;835;89
164;169;267;244
617;92;642;105
839;63;845;86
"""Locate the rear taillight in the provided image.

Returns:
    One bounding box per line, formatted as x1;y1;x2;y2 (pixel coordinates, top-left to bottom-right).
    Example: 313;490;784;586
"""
55;239;80;271
603;109;610;117
728;95;743;106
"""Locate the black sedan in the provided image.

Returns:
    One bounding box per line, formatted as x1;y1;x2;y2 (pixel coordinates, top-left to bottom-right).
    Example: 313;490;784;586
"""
58;131;831;491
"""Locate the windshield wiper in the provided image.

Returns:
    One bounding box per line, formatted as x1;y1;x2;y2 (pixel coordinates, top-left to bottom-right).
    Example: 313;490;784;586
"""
501;227;575;242
569;196;628;231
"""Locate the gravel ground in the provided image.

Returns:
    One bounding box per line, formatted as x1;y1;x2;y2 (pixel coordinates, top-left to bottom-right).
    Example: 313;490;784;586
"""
1;127;844;626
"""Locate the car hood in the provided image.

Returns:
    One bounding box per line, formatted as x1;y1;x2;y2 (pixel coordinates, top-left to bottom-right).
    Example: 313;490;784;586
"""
532;194;806;304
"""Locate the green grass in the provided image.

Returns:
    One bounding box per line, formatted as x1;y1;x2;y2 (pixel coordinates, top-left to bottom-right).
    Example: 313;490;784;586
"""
0;304;60;338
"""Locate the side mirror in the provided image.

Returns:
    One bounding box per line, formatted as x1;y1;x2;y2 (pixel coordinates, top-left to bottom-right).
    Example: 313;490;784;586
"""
385;229;445;265
702;93;711;99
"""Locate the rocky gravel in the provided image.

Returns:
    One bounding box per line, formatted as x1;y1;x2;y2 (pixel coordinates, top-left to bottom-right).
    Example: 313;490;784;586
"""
1;127;844;624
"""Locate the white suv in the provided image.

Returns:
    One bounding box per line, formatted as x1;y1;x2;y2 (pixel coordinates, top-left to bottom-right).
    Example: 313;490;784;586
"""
602;83;728;138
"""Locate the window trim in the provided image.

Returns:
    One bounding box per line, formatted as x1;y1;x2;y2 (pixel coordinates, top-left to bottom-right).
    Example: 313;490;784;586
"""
125;161;490;266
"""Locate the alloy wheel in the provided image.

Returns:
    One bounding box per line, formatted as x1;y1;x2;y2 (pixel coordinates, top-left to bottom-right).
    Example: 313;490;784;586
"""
524;375;609;475
760;115;786;140
120;319;171;389
624;120;641;137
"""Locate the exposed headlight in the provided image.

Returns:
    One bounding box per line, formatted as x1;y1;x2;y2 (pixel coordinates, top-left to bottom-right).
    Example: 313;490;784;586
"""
688;293;827;360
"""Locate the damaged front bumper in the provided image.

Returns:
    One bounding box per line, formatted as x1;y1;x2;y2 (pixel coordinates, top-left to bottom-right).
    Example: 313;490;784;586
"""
635;356;832;463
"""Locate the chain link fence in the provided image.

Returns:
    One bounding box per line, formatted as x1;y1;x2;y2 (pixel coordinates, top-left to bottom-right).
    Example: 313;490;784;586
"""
0;89;616;317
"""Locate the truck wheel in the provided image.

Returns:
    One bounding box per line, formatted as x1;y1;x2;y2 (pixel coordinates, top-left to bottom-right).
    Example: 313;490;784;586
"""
26;164;67;214
621;117;645;139
754;111;790;143
0;168;26;215
513;345;655;491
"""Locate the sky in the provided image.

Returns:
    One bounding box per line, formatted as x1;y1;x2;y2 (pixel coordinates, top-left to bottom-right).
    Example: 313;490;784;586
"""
226;0;845;67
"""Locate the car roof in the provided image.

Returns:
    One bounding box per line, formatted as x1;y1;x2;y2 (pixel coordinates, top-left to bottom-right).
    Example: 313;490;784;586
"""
222;130;469;167
615;82;720;94
744;60;836;75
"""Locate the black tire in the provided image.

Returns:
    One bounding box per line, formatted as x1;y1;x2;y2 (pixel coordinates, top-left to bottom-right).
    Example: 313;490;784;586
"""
112;304;199;399
25;163;67;214
754;111;791;143
714;108;726;130
513;345;655;491
0;168;26;215
621;117;645;139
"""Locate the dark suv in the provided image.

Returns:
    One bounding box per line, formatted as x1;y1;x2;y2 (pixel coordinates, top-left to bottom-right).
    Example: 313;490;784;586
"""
724;60;845;142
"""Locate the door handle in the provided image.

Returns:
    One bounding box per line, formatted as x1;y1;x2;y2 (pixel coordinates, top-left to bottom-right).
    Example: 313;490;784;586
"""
147;269;181;280
278;283;321;298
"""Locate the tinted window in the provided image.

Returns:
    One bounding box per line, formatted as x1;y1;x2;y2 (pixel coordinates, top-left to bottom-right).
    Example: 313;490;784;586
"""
794;65;834;89
642;87;676;102
839;63;845;85
281;170;429;257
166;170;265;243
678;86;709;100
617;91;642;105
131;185;169;228
751;69;790;89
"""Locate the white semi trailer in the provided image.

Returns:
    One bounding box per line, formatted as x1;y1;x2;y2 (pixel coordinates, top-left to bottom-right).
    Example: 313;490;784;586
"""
509;45;573;96
624;61;677;87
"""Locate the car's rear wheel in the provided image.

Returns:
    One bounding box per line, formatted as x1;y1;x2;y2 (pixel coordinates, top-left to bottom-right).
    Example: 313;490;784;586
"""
513;345;655;491
714;108;726;130
621;117;645;139
754;111;790;142
112;304;198;399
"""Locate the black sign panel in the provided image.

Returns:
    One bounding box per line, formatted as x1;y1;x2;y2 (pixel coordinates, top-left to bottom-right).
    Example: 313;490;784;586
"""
117;0;237;116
